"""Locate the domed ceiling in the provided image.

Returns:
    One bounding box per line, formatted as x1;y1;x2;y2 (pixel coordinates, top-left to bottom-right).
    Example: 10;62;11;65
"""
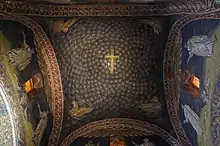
52;17;167;140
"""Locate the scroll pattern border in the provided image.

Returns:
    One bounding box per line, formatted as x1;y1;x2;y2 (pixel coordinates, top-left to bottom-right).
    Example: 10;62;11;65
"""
0;11;64;146
0;0;215;17
164;12;220;146
61;118;180;146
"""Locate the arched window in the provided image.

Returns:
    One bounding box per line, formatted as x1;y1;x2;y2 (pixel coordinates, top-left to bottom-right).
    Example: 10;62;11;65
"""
110;137;126;146
182;70;200;98
24;72;43;98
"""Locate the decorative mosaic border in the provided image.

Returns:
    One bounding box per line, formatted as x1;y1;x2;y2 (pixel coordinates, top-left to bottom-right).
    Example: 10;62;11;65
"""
61;118;180;146
0;0;215;17
164;11;220;146
0;11;64;146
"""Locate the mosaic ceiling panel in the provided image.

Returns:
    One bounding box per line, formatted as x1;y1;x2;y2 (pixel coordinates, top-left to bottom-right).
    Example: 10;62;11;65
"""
53;18;166;139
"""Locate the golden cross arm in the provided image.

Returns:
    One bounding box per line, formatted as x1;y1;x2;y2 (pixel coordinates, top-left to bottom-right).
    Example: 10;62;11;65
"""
105;49;119;74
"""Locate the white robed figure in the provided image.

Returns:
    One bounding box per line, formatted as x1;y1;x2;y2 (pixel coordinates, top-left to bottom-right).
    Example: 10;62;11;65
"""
33;103;48;146
8;32;34;71
182;104;203;138
185;35;216;63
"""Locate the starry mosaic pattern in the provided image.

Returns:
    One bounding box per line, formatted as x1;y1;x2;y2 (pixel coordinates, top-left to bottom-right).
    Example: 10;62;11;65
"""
54;18;164;125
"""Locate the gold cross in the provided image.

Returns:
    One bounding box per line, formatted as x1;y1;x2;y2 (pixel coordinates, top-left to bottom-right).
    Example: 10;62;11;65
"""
105;49;119;74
